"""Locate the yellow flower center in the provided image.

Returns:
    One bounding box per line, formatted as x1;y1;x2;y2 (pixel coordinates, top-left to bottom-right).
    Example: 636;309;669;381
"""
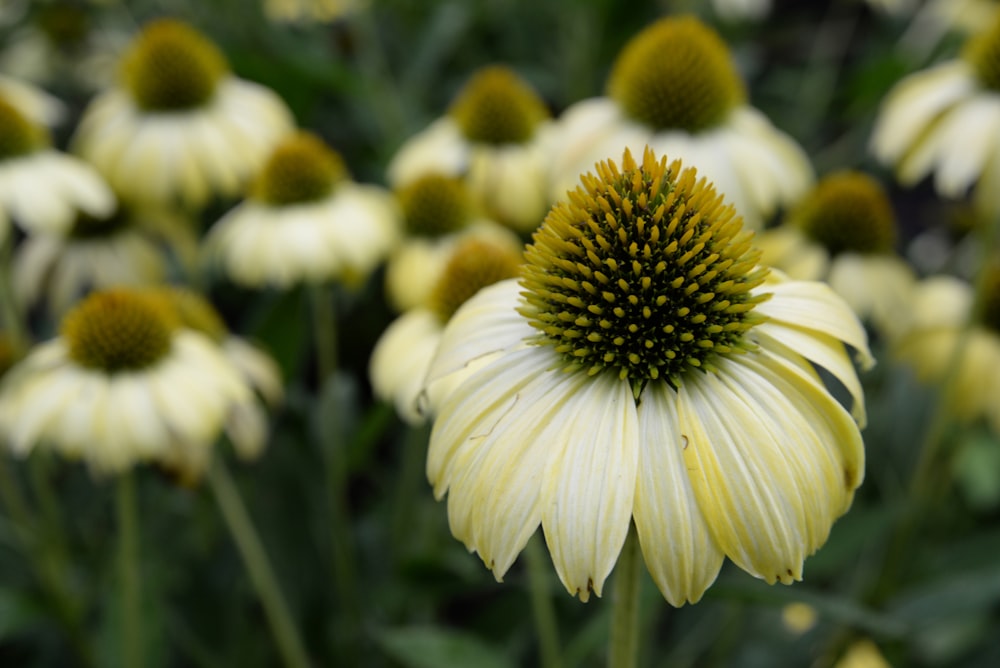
148;287;228;343
69;207;128;240
121;19;229;111
520;147;768;394
429;238;523;322
964;13;1000;91
0;98;48;160
449;65;550;144
250;132;348;206
62;289;175;372
396;173;472;237
790;171;896;255
0;334;15;379
607;16;746;134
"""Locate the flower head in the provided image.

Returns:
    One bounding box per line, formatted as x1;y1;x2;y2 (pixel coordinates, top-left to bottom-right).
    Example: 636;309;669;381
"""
0;288;252;474
205;131;399;289
72;19;293;209
547;16;812;229
756;171;914;335
388;65;554;234
872;12;1000;217
423;147;869;604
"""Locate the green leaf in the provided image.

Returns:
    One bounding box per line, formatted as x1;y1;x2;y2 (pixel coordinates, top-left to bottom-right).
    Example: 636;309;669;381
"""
0;588;45;639
376;626;516;668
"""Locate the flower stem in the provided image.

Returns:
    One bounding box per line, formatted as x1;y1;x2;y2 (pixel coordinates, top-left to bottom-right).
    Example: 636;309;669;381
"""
0;234;27;354
309;283;338;385
608;523;641;668
389;423;430;561
117;471;142;668
525;534;562;668
0;456;93;666
208;458;311;668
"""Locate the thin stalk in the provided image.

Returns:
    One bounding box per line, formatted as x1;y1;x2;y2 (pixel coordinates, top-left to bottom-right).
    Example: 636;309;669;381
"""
0;457;93;666
608;523;641;668
208;458;311;668
389;423;431;561
308;282;360;658
117;472;142;668
0;235;27;353
525;534;562;668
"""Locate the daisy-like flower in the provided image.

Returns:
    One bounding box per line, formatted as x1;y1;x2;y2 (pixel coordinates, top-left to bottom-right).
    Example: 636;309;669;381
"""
385;171;521;312
871;13;1000;217
71;18;294;210
547;16;813;230
387;65;554;234
205;131;400;289
894;272;1000;432
0;95;114;243
756;171;915;338
148;286;283;480
422;148;870;605
263;0;360;24
12;203;167;317
370;236;522;424
0;288;252;475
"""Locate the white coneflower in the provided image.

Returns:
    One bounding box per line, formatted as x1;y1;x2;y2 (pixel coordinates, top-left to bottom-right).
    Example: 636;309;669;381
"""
0;289;252;475
370;236;523;424
872;13;1000;217
0;74;65;126
422;148;869;605
388;65;554;234
547;16;813;230
756;170;915;338
0;95;114;243
205;131;400;289
72;18;294;210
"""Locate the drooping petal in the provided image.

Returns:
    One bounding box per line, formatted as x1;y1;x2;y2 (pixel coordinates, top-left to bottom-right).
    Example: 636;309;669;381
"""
678;352;862;585
634;381;724;606
540;370;638;601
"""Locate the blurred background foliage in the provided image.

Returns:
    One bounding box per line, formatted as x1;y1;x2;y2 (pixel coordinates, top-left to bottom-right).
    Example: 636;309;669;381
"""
1;0;999;667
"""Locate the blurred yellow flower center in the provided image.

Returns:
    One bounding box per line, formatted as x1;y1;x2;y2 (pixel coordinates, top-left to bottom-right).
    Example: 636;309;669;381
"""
607;16;746;134
0;98;48;160
396;173;472;237
63;290;175;372
250;132;347;206
964;14;1000;91
521;148;768;393
121;19;229;111
150;287;229;343
429;238;523;322
790;171;896;255
69;207;128;240
0;335;15;379
449;65;550;144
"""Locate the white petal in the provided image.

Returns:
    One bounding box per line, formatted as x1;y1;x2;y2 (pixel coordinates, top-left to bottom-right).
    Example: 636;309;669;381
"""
634;381;724;606
540;370;638;601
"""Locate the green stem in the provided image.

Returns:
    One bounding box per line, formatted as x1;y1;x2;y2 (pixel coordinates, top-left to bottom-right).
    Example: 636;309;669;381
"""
0;457;92;666
117;472;142;668
0;234;27;354
309;283;361;658
608;523;641;668
525;534;562;668
309;283;338;386
389;423;431;560
208;458;311;668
